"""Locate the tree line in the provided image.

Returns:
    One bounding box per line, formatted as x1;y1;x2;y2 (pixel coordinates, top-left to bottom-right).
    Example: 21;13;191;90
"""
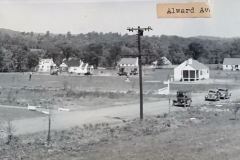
0;28;240;72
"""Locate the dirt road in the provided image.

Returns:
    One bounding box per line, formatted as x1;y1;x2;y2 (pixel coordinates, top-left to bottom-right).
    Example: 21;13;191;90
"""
12;99;173;135
6;89;240;135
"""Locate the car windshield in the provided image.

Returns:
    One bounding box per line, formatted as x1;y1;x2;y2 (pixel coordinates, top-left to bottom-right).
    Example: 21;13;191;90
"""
209;92;216;95
177;92;189;97
209;90;217;93
177;92;184;97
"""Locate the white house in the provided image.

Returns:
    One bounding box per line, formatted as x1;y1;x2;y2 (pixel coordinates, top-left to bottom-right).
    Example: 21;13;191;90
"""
223;58;240;71
37;58;56;72
66;58;94;75
118;57;138;75
152;57;172;68
174;58;209;82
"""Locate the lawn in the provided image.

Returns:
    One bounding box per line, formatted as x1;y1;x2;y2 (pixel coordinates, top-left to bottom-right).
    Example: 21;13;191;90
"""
0;69;240;111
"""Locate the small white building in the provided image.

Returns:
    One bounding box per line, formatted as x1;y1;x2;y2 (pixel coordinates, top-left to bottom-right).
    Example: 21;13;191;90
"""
37;58;56;72
223;58;240;71
152;57;172;68
118;57;138;75
66;59;94;75
174;58;209;82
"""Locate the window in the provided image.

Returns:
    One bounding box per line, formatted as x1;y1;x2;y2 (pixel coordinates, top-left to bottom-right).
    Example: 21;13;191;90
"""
196;70;199;78
190;71;195;78
183;70;189;79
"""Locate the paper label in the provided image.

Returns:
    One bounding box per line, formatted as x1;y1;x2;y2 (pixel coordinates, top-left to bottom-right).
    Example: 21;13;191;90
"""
157;2;211;18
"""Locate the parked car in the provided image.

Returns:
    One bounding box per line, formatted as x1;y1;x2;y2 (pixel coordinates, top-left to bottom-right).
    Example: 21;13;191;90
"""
118;71;128;76
129;68;138;75
50;68;59;75
118;68;128;76
218;88;231;99
173;90;192;107
205;90;220;101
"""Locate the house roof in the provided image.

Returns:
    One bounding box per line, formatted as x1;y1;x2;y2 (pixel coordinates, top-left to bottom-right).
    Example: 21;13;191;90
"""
152;57;172;65
223;58;240;65
161;57;172;65
118;58;138;65
183;59;208;70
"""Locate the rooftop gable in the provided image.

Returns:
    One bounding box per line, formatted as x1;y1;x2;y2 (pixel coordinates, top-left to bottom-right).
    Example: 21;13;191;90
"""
177;58;208;70
188;59;208;70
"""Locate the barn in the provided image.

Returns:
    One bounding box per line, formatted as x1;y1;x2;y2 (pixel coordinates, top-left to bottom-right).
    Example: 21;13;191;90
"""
223;58;240;71
174;58;209;82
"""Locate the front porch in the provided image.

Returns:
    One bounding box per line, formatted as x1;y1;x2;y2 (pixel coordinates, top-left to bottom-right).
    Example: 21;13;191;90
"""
181;70;201;81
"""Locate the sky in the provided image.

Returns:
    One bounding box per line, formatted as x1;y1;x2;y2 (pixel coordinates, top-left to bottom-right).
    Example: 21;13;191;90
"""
0;0;240;37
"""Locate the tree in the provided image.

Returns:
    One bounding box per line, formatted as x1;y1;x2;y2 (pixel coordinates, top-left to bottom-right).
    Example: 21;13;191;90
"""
107;44;121;67
83;43;103;68
230;39;240;57
45;30;50;37
9;46;29;72
0;48;4;69
168;43;185;64
56;42;76;61
187;42;205;60
27;53;39;70
66;31;71;39
46;47;63;67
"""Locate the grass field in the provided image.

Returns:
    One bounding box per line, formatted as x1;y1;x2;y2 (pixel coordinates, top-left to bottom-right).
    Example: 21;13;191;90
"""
0;69;239;108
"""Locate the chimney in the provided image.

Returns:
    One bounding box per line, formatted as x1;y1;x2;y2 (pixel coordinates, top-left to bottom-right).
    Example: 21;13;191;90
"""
188;58;193;65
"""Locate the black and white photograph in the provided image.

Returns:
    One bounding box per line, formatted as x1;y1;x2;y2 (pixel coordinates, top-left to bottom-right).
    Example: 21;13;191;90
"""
1;0;240;159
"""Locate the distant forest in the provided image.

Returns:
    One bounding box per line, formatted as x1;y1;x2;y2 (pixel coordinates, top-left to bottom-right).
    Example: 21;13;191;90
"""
0;28;240;72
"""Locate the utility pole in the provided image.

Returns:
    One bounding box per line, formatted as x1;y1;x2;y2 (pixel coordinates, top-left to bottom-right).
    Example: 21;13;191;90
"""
127;26;152;120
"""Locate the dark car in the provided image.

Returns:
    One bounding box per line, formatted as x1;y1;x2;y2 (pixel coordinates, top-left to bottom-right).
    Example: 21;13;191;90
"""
118;71;128;76
50;68;59;75
129;68;138;75
118;67;128;76
205;90;220;101
218;88;231;99
173;90;192;107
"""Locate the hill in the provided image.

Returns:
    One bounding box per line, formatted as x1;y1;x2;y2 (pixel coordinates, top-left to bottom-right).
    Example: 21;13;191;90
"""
0;28;240;72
